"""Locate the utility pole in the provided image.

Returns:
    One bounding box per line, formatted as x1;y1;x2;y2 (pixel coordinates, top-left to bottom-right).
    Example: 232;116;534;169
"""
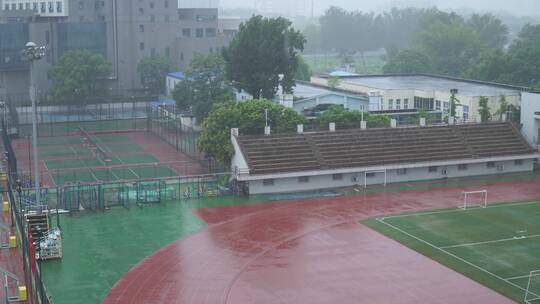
22;42;46;207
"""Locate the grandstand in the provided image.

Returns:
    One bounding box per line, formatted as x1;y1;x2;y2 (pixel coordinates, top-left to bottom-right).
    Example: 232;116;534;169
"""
232;122;540;194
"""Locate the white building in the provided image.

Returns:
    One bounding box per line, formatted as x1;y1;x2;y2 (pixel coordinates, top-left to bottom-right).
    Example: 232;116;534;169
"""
311;74;527;123
521;92;540;149
1;0;68;17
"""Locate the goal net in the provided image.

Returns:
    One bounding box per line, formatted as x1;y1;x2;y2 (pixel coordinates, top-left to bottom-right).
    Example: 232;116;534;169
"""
459;190;488;209
525;270;540;303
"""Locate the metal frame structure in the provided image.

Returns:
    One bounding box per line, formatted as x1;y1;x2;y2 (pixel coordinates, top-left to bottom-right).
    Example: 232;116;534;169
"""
460;190;488;209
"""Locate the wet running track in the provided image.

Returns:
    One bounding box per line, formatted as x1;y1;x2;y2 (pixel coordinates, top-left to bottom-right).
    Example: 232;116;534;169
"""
104;180;540;303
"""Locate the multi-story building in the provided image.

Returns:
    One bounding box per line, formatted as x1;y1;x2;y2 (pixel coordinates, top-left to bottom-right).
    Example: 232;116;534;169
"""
0;0;238;103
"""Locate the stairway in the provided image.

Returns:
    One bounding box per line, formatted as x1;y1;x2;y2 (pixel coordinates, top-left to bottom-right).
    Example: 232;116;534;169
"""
26;213;49;251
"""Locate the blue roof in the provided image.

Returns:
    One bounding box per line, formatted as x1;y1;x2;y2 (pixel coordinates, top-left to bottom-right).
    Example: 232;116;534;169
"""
329;71;360;77
168;72;186;80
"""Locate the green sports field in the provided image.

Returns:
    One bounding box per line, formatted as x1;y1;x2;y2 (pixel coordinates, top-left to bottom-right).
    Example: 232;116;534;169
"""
365;200;540;303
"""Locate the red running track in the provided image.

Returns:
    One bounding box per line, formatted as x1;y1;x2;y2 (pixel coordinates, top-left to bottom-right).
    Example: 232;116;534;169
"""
104;180;540;304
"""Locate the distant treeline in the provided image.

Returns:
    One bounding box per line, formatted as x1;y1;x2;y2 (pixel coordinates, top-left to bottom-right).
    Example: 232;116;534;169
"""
302;7;540;88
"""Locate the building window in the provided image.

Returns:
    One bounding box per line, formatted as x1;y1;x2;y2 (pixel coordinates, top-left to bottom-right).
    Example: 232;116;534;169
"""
41;2;46;13
463;105;469;121
365;172;376;178
206;28;216;37
388;99;393;110
138;8;144;16
404;98;409;109
298;176;310;183
435;100;441;110
4;4;8;10
487;161;496;168
149;2;154;9
263;179;274;186
79;16;85;21
414;97;434;110
515;159;524;166
165;0;169;8
150;15;155;23
182;28;191;37
443;102;449;114
164;15;170;22
196;28;204;38
165;47;170;57
458;164;468;171
99;15;105;21
151;48;156;57
428;166;438;173
19;3;23;10
397;168;407;175
139;42;145;50
139;24;144;32
180;52;184;61
332;174;343;181
56;1;62;12
78;1;84;9
396;99;401;110
33;3;38;11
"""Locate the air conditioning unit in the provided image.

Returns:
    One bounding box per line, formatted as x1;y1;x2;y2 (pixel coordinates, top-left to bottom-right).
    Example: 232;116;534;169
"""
351;177;358;182
497;165;504;171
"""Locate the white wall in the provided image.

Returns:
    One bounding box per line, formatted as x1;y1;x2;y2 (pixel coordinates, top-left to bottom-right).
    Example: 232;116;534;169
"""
247;159;535;194
521;92;540;148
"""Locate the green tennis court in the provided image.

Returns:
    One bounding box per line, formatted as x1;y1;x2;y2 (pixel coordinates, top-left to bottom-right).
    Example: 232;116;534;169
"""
51;165;179;185
365;200;540;303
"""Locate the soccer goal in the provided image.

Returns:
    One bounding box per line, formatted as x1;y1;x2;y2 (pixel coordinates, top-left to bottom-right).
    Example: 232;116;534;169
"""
459;190;488;209
524;270;540;303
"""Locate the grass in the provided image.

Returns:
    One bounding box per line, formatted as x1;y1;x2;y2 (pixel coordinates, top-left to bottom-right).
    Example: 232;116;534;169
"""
41;195;269;304
303;54;386;75
364;200;540;303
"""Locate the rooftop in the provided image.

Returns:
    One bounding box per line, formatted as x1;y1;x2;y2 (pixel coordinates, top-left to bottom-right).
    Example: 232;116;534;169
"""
338;74;526;97
236;122;537;176
293;81;367;100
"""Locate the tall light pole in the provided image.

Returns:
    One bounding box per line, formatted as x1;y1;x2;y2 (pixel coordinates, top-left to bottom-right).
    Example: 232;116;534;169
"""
22;42;45;206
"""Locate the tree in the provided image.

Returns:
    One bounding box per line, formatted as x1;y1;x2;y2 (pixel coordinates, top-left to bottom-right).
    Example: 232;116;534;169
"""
198;99;306;163
223;16;306;99
418;20;486;76
463;49;513;83
449;89;461;121
137;55;171;94
48;50;111;102
465;24;540;86
172;53;233;121
294;56;313;81
302;24;321;54
316;105;390;129
466;13;508;49
327;76;340;88
478;96;491;123
494;95;508;121
383;49;432;74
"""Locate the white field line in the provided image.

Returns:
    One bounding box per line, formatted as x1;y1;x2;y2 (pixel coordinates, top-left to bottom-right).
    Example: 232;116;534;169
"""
506;274;540;281
440;234;540;249
376;218;539;297
380;200;540;220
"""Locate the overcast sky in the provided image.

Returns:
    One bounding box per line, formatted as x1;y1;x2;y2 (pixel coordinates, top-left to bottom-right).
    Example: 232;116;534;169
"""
220;0;540;17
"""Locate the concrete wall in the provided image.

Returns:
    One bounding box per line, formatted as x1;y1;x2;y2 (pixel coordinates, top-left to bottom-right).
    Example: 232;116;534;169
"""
521;92;540;147
247;159;535;194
